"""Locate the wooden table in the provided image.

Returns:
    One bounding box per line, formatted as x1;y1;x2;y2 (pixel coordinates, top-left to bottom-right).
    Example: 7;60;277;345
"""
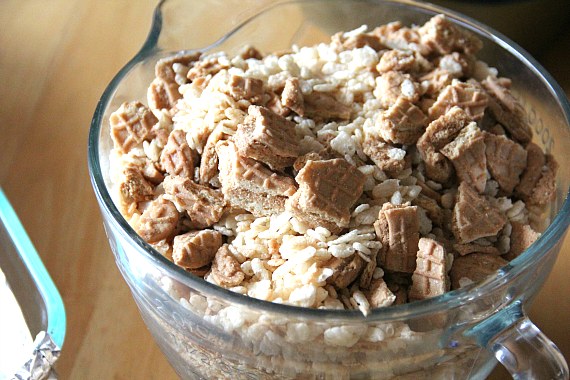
0;1;568;378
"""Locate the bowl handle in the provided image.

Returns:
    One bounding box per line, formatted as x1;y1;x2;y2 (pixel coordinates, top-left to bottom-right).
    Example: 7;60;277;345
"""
468;300;568;379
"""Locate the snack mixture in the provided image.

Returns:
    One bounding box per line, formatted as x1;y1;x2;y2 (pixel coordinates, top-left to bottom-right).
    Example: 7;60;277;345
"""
109;15;557;316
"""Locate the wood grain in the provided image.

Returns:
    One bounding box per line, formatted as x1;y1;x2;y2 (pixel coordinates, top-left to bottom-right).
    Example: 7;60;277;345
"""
0;1;568;379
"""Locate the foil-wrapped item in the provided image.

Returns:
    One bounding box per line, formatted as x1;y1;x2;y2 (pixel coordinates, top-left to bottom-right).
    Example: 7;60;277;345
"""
13;332;61;380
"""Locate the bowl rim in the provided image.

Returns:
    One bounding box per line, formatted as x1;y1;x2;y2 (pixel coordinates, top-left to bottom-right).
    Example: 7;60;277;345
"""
88;0;570;321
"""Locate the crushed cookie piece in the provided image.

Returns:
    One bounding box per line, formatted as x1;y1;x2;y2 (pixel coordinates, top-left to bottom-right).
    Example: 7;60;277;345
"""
453;243;500;256
374;71;420;108
482;76;532;144
326;254;366;289
266;91;291;117
529;154;558;206
304;92;351;120
413;194;444;226
504;222;540;261
515;142;546;201
484;132;527;194
234;105;300;170
332;31;385;51
237;45;263;60
281;77;305;116
187;55;230;81
440;122;487;193
408;238;450;301
160;129;197;178
450;253;507;290
428;81;488;121
286;159;366;234
362;133;409;175
217;140;297;217
199;125;227;185
172;230;223;270
149;53;200;111
436;52;474;78
417;106;472;183
418;14;483;55
226;75;264;103
377;50;420;74
210;244;246;287
374;202;419;274
120;166;154;208
365;278;396;308
377;97;428;145
452;182;507;243
419;68;454;96
110;101;158;153
136;196;179;243
163;175;226;228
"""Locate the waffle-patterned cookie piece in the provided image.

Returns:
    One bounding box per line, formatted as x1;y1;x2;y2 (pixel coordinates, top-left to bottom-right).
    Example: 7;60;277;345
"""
286;158;366;234
110;101;158;153
160;129;197;178
377;97;428;145
173;229;223;270
428;80;488;121
163;175;226;228
408;238;450;301
234;105;300;170
482;76;532;144
374;202;420;274
440;122;487;193
484;132;527;194
217;140;297;217
450;253;507;290
452;182;507;243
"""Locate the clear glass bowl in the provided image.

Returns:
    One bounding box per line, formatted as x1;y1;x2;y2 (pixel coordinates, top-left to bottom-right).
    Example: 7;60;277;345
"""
88;1;570;378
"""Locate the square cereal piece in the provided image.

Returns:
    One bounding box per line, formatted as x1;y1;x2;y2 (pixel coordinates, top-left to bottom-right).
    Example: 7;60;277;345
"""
110;101;158;154
234;105;300;170
484;132;527;195
440;122;487;193
428;80;488;121
163;175;226;228
286;158;366;234
374;202;419;274
217;140;297;217
452;182;507;243
408;238;450;301
482;76;532;144
376;97;428;145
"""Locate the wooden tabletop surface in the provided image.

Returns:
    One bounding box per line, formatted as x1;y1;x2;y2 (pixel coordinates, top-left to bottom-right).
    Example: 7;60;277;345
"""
0;1;568;379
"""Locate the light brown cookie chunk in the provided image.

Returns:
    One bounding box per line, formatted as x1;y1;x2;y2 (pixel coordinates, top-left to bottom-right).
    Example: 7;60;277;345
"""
226;74;264;103
304;92;352;120
217;140;297;217
325;254;366;289
281;77;305;116
408;238;450;301
365;278;396;308
377;97;428;145
484;132;527;195
210;245;246;287
286;158;366;234
362;133;409;175
515;142;546;201
234;105;300;170
374;202;419;274
110;101;158;153
428;81;488;121
374;71;420;108
452;182;507;244
440;122;487;193
160;129;197;178
163;175;226;228
418;14;483;55
417;106;472;182
172;230;223;270
482;76;532;144
504;221;540;261
450;253;507;290
136;196;180;244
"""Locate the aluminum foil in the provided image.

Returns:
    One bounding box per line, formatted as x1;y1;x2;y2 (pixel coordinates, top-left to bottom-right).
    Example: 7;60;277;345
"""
12;332;61;380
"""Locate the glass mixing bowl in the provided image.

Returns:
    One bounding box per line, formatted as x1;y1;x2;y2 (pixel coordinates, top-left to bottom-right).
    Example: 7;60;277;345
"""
88;0;570;378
